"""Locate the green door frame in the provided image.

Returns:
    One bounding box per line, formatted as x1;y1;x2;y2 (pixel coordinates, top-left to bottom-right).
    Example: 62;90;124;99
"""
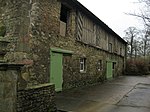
50;52;63;91
50;48;73;91
106;60;117;79
51;48;73;54
106;60;113;79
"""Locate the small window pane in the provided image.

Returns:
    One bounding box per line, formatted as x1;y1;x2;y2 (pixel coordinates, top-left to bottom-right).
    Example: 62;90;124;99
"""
80;58;86;72
108;43;112;52
97;60;102;71
120;48;122;55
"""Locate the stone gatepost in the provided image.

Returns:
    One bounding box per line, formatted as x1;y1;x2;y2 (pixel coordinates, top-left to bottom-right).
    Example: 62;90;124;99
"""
0;36;23;112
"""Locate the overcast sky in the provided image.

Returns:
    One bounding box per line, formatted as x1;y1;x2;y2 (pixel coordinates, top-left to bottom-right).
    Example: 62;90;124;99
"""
78;0;144;37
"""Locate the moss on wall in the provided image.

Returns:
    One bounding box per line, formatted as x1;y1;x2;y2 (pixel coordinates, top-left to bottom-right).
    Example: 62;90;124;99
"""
0;22;6;37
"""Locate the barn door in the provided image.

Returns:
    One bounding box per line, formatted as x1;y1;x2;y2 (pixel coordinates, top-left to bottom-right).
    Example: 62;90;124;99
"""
106;61;113;79
50;52;63;91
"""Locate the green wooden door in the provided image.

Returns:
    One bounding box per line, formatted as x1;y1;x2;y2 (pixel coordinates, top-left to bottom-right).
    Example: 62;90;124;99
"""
50;52;63;91
106;61;113;79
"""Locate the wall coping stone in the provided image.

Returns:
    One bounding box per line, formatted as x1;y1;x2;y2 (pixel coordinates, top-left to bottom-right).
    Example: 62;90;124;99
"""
23;83;54;90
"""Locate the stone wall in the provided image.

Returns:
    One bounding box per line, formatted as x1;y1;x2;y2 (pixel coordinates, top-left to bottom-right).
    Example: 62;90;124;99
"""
0;70;17;112
62;44;125;89
0;64;23;112
17;83;56;112
0;0;126;90
0;0;60;86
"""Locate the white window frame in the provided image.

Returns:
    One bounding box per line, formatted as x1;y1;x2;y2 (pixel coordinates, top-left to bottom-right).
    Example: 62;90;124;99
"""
80;58;86;72
97;60;103;71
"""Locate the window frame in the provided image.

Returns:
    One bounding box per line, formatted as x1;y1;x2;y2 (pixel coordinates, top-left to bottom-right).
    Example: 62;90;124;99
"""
60;4;70;23
80;58;86;72
97;60;103;71
108;43;112;52
59;4;70;37
120;47;122;55
112;62;116;70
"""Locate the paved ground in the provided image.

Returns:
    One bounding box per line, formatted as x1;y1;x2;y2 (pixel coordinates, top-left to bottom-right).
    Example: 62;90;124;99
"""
56;76;150;112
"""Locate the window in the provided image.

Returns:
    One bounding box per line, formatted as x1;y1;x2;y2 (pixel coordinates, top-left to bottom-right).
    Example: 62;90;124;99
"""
120;48;122;55
60;4;70;36
60;4;69;23
112;62;116;69
80;58;86;72
97;60;103;71
108;43;112;52
96;26;101;47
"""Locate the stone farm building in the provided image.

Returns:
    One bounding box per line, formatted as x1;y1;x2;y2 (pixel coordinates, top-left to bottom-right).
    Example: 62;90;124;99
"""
0;0;128;111
0;0;127;91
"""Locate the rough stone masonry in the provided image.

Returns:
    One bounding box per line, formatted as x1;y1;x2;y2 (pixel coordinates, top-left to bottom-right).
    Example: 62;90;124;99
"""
0;0;126;92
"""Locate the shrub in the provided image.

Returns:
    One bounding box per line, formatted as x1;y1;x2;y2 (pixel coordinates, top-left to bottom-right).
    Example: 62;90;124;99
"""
126;58;149;75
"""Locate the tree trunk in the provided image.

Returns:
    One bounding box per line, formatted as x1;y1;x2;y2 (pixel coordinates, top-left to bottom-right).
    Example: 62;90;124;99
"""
130;35;134;58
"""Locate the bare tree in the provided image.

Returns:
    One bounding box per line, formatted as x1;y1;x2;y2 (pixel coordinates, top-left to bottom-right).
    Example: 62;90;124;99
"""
124;27;139;58
128;0;150;57
124;27;150;58
128;0;150;27
141;29;150;56
133;40;141;58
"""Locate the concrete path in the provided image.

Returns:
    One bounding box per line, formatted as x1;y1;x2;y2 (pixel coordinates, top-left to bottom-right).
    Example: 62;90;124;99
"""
56;76;150;112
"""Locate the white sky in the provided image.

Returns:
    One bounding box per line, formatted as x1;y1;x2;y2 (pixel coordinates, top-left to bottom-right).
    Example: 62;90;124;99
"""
78;0;144;37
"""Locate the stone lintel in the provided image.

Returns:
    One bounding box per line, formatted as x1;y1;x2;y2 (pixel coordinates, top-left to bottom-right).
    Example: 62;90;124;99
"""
0;63;24;70
51;47;74;55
